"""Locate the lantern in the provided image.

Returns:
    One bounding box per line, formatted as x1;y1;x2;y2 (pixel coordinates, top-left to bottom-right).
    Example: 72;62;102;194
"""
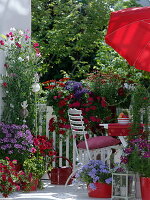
32;82;40;93
112;172;136;200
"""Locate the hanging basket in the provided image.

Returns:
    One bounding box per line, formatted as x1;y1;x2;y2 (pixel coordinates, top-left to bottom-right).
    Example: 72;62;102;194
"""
48;156;73;185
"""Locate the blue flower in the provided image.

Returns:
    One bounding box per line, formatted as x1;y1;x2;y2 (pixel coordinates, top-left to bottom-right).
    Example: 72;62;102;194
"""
105;177;112;184
89;183;96;190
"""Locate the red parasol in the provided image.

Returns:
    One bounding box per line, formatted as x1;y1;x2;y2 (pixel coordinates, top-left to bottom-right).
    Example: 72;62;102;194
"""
105;7;150;72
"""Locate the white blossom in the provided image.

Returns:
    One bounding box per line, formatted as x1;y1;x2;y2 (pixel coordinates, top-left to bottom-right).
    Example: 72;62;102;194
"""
26;56;30;61
19;30;24;35
10;27;16;32
18;57;24;62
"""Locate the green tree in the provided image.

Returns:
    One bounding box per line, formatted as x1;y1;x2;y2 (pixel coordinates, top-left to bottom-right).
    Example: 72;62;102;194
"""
32;0;117;79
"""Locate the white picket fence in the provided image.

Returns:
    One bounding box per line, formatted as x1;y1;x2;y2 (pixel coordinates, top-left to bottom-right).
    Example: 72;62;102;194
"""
38;105;71;168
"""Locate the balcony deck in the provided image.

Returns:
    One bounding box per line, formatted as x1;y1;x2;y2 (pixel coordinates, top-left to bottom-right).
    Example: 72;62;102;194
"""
0;180;111;200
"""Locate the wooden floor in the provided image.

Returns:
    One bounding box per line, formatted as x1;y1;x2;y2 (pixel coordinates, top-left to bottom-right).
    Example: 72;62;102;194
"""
0;180;112;200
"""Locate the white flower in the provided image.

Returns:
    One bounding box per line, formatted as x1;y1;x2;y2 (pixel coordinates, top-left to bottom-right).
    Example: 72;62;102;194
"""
10;27;16;32
19;30;24;35
18;57;24;62
26;56;30;61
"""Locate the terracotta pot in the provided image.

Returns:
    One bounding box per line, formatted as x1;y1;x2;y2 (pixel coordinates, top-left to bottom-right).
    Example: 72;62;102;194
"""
87;182;112;198
140;177;150;200
22;178;39;191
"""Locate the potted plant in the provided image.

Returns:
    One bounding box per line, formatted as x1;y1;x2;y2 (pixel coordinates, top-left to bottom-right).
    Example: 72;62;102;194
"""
121;137;150;200
74;160;112;198
21;155;46;191
0;158;20;198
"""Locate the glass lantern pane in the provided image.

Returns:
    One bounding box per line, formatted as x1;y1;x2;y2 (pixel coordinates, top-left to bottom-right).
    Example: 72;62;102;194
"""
128;175;135;197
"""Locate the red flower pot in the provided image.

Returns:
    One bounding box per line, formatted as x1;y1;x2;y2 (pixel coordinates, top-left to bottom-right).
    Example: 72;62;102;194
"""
87;182;112;198
140;177;150;200
22;178;39;191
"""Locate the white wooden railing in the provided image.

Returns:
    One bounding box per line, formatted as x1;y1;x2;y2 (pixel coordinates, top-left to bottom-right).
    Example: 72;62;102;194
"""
38;105;71;168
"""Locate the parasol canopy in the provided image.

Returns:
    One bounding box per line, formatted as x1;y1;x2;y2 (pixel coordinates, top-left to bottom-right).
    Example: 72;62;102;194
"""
105;7;150;72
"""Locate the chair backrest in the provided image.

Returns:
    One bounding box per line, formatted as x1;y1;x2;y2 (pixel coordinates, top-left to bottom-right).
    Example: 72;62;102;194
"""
68;108;91;167
68;108;87;135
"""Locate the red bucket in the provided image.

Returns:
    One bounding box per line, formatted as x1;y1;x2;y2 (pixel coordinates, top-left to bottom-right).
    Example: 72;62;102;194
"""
48;156;73;185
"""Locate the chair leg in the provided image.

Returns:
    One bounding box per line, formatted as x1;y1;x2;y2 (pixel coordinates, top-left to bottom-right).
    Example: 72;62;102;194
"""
65;168;79;187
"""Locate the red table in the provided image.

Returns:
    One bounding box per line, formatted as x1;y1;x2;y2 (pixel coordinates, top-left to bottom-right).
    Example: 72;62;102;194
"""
108;123;143;136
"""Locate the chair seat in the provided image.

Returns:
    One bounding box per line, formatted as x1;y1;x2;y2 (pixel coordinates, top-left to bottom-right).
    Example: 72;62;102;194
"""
77;136;120;150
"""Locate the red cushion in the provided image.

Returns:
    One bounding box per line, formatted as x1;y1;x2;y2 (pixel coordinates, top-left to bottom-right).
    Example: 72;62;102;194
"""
77;136;120;150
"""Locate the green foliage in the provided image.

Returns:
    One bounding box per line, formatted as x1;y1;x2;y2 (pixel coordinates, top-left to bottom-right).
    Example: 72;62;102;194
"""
85;72;132;108
23;156;46;179
95;41;144;83
121;138;150;177
130;84;150;134
113;0;142;11
32;0;116;79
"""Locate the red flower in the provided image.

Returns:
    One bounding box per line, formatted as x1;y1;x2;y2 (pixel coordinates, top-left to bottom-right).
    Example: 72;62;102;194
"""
89;116;97;122
2;82;7;87
90;106;97;110
71;101;81;107
48;151;57;156
1;174;7;181
118;87;125;96
59;129;66;135
87;97;94;102
58;100;66;107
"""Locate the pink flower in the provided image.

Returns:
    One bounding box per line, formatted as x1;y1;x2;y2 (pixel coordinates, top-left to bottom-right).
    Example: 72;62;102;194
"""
33;43;39;47
15;42;22;48
31;147;37;153
53;96;58;100
36;53;41;57
25;35;30;40
16;185;20;191
0;40;4;45
9;32;13;36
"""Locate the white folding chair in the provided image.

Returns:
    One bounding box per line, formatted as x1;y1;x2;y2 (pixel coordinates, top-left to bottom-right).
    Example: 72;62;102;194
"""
65;108;121;186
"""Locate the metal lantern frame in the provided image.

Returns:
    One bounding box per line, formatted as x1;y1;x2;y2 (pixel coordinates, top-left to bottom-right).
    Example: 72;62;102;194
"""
112;172;136;200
